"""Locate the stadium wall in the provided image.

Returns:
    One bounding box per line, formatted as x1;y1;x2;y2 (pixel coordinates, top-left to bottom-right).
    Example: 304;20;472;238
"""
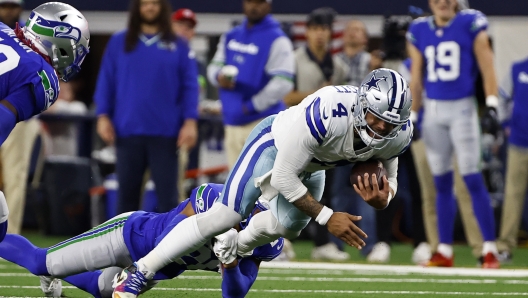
20;11;525;81
22;0;528;15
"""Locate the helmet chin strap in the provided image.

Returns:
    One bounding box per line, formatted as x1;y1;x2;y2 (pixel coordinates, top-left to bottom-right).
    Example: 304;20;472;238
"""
14;22;53;66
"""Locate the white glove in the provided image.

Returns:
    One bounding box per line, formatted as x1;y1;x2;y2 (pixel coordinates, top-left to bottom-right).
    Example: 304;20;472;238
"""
213;228;238;264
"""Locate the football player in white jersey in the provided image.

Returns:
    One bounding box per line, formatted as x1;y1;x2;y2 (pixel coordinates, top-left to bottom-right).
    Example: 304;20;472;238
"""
113;68;413;297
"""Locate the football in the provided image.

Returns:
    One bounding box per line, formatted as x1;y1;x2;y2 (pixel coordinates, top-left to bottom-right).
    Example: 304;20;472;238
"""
350;159;387;189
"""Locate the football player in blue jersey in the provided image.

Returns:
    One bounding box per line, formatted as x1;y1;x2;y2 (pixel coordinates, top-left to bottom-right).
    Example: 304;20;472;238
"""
0;183;284;297
0;2;90;145
407;0;500;268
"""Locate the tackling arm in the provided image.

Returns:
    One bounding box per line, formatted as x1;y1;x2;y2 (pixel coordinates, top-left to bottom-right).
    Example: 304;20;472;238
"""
221;258;260;298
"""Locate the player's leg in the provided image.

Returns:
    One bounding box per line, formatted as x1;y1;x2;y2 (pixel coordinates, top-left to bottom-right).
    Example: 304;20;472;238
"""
45;212;133;277
498;145;528;256
0;103;16;145
422;99;456;265
450;98;498;266
0;234;48;275
422;103;456;239
237;170;326;255
128;117;277;288
453;164;483;258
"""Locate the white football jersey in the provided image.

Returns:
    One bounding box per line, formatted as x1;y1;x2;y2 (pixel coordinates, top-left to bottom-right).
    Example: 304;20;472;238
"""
270;86;412;201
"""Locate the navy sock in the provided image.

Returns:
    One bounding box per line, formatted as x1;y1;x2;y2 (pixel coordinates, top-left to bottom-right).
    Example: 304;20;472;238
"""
463;173;496;241
433;172;456;244
0;234;49;275
64;271;103;298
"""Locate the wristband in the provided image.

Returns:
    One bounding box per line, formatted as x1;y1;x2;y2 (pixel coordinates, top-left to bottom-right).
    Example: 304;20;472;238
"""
315;206;334;225
486;95;499;108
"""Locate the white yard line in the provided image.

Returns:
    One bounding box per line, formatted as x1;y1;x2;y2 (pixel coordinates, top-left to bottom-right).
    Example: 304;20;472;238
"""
0;285;527;296
262;261;528;277
2;272;527;285
3;258;528;277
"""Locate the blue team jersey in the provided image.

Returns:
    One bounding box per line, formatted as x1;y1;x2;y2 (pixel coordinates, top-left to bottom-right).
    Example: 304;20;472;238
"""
407;10;488;100
122;183;283;280
0;23;59;120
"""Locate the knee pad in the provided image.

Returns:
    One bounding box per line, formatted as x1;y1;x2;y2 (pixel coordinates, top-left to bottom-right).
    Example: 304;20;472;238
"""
195;203;242;238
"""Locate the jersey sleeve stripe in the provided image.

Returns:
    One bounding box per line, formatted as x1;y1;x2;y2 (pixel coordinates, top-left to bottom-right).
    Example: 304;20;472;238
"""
305;100;324;145
313;97;327;137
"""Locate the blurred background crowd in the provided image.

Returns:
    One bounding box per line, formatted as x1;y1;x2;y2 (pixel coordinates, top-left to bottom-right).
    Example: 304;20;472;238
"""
1;0;528;266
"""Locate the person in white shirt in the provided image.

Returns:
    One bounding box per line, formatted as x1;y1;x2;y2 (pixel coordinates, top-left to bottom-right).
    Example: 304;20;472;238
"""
113;68;413;297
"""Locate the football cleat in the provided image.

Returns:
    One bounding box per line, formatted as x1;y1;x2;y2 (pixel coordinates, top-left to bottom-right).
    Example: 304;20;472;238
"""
39;276;62;297
426;252;454;267
496;251;512;264
112;263;149;298
311;243;350;261
366;242;390;263
481;252;500;269
412;242;432;265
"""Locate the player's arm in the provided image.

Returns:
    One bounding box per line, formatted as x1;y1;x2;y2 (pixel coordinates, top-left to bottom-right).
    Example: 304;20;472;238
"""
407;41;424;122
244;37;295;113
220;257;260;298
474;30;499;107
221;234;283;297
270;101;366;249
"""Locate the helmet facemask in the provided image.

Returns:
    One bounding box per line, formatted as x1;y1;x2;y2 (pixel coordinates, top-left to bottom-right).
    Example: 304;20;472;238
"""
353;96;403;150
353;68;412;150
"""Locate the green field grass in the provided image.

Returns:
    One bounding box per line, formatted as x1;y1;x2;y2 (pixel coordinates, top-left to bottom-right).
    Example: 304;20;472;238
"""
1;233;528;297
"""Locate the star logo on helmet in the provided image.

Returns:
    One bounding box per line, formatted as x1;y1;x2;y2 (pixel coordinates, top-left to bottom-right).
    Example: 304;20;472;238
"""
364;75;387;92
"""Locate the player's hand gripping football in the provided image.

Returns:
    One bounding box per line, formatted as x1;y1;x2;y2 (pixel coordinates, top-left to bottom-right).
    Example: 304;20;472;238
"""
326;213;367;250
353;173;390;210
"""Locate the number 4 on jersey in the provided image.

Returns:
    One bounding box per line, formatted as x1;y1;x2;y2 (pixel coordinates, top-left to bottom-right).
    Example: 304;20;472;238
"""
332;103;348;117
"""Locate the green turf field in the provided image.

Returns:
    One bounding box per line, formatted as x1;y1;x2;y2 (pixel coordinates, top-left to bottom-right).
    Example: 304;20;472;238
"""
1;233;528;297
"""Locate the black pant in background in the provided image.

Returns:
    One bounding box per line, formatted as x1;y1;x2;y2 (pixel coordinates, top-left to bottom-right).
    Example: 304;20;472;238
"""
116;136;178;213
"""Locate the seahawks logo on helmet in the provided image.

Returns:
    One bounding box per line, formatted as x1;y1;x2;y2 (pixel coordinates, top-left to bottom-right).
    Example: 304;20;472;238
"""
197;198;205;211
53;24;81;42
32;15;81;43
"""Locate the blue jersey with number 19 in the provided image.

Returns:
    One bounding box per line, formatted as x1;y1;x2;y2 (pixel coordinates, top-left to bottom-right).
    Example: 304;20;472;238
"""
407;9;488;100
0;22;59;120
